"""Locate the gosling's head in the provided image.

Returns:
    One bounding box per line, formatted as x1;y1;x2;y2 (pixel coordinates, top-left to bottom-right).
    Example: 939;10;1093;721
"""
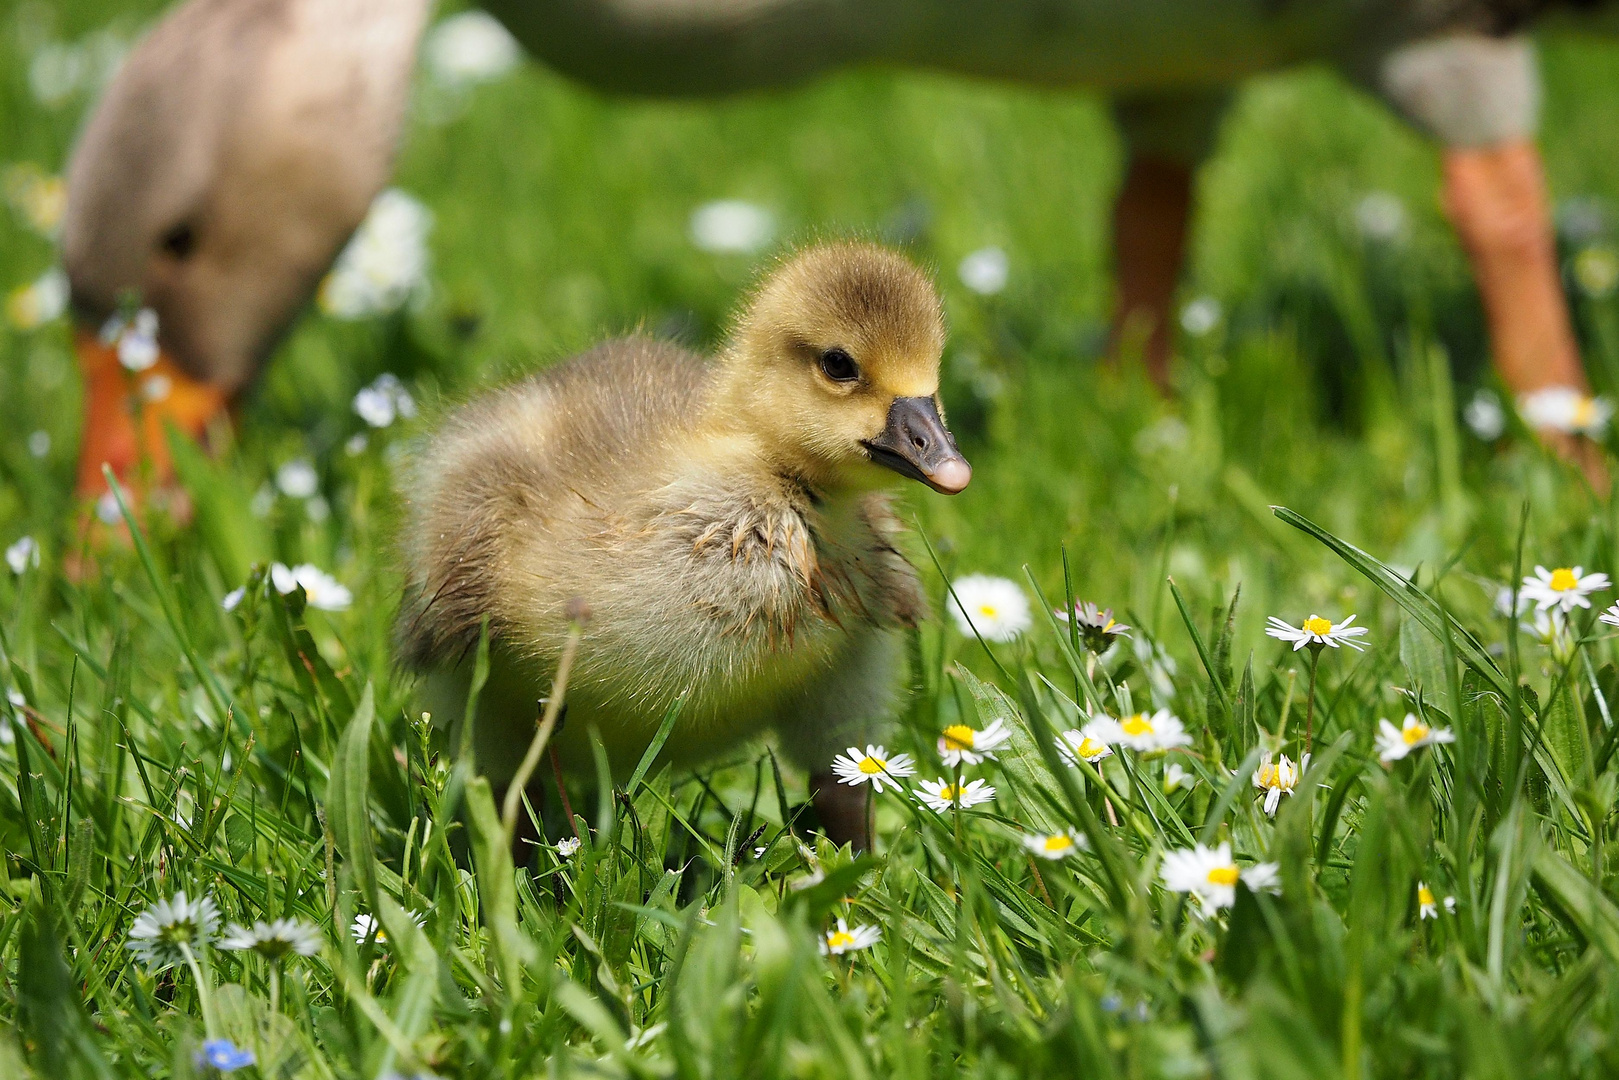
724;242;971;495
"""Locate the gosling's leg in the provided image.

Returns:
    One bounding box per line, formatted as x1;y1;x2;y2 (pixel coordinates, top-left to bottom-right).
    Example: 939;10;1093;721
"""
810;771;871;852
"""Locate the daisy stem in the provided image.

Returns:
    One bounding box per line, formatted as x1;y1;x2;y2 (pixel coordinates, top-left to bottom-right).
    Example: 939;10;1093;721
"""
179;941;218;1039
270;964;281;1018
1304;648;1321;757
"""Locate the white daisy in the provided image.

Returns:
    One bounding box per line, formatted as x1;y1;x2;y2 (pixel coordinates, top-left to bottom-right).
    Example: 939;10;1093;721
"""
913;777;996;813
270;563;352;612
350;909;425;945
1374;714;1456;764
1520;565;1610;614
1090;710;1191;754
1164;762;1194;792
957;246;1009;296
688;200;775;254
1022;830;1085;860
352;373;418;429
1055;602;1131;654
1600;603;1619;629
423;11;521;87
1264;614;1370;652
1179;296;1222;336
1057;722;1114;766
1521;609;1577;662
101;307;160;372
1160;843;1279;914
1417;882;1438;920
1518;386;1613;437
556;837;581;858
1463;390;1506;442
219;918;323;960
1354;190;1408;244
319;189;432;319
6;536;39;575
937;718;1010;766
127;890;221;972
1443;895;1457;914
221;586;246;612
1251;752;1306;817
829;745;916;794
275;459;319;499
820;918;879;955
5;267;68;330
946;575;1032;642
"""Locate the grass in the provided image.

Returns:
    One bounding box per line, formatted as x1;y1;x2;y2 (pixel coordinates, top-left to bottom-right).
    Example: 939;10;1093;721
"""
7;1;1619;1076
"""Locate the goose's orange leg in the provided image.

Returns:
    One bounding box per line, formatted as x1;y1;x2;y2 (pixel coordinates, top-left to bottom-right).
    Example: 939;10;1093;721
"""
1443;139;1603;477
75;330;228;496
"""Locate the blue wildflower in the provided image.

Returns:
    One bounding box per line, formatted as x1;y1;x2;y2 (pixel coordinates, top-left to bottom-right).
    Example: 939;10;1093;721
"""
196;1038;255;1072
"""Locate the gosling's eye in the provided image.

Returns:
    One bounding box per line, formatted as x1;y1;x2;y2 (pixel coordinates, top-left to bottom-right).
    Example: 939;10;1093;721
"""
819;348;859;383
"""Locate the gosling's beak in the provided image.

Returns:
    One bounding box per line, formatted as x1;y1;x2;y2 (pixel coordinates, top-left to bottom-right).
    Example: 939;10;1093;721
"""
862;396;972;494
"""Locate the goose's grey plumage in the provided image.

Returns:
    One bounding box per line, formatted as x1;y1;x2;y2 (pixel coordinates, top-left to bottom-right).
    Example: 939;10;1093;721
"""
397;243;967;792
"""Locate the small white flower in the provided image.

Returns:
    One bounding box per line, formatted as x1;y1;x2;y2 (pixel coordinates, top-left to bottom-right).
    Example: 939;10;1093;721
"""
556;837;581;858
1573;245;1619;299
221;586;246;612
423;11;521;87
913;777;996;813
1089;709;1191;754
1518;386;1613;437
1443;895;1457;914
688;200;774;254
1022;830;1085;860
6;536;39;575
1375;713;1456;763
219;918;323;959
269;563;352;612
1521;609;1577;662
353;373;417;429
1251;752;1305;816
350;909;424;945
1600;603;1619;629
1495;584;1531;618
820;918;879;955
829;745;916;794
1164;762;1194;792
96;491;122;525
1264;613;1369;652
275;459;319;499
1417;882;1438;920
1463;390;1505;441
345;433;370;456
937;718;1010;766
320;190;432;319
1160;842;1278;914
127;890;221;971
1521;565;1609;614
1056;602;1130;653
946;575;1031;642
957;247;1009;295
106;307;161;372
1179;296;1222;336
4;267;68;330
1057;722;1114;766
27;430;50;458
1354;190;1408;244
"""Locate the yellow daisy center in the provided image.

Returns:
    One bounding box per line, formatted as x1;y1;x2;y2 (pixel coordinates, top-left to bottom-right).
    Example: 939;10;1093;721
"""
1077;738;1104;758
1206;866;1240;887
1417;886;1435;906
1257;764;1279;787
826;930;855;949
1574;399;1596;427
1549;568;1578;592
941;725;977;751
936;784;961;802
1041;835;1073;854
1121;714;1153;737
857;756;887;775
1302;616;1333;636
977;603;999;619
1402;723;1430;746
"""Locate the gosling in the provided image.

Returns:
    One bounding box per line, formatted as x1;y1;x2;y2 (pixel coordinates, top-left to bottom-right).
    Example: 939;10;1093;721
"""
396;242;970;847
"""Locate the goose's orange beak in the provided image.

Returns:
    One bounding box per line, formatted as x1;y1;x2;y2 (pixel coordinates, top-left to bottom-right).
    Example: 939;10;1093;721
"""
75;328;228;495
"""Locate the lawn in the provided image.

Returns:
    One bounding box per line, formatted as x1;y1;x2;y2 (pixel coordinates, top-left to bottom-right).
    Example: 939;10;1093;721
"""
5;1;1619;1076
